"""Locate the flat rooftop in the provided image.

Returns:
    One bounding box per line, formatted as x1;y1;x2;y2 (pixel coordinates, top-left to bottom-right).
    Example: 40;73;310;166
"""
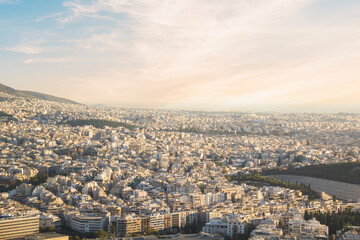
24;233;69;240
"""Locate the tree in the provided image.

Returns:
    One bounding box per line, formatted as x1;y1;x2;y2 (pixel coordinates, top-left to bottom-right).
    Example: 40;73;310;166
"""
277;220;284;229
198;185;205;194
147;228;159;235
96;230;108;240
288;163;295;169
40;226;56;232
110;223;115;235
304;210;311;220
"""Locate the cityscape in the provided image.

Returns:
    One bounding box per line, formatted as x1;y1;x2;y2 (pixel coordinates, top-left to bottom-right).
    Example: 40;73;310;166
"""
1;0;360;240
0;89;359;240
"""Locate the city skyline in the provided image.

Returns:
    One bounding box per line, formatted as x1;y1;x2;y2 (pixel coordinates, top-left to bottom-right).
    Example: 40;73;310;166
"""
1;0;360;113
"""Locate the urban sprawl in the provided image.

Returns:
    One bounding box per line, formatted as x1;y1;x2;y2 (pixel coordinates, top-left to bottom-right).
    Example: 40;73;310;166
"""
0;92;359;240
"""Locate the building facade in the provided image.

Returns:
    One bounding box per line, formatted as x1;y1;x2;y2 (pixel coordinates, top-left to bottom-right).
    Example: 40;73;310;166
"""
0;216;39;240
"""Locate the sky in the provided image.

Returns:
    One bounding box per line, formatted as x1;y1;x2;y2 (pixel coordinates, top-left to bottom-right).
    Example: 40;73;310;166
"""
0;0;360;113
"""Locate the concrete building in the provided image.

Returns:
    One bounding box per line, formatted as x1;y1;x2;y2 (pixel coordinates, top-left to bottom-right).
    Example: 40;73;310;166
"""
202;218;228;236
149;214;165;231
112;215;143;237
70;214;108;233
0;216;39;240
288;217;328;240
337;226;360;240
39;214;62;230
202;216;248;238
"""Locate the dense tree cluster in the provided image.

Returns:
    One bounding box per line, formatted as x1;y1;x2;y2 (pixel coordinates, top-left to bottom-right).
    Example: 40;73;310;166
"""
65;229;110;240
0;173;68;192
0;111;16;122
304;208;360;235
263;162;360;184
63;119;137;130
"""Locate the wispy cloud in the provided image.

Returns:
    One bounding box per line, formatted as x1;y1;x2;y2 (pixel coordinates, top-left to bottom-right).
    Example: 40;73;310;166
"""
35;13;62;22
2;0;360;112
3;45;42;54
24;58;73;64
49;0;360;111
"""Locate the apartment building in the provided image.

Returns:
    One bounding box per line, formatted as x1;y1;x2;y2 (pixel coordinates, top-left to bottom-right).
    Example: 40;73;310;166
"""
149;214;165;231
70;214;108;233
288;217;328;239
112;215;143;237
0;215;39;239
202;216;248;238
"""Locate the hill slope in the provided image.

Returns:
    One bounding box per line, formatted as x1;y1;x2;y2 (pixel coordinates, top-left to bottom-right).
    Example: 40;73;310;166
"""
0;83;79;104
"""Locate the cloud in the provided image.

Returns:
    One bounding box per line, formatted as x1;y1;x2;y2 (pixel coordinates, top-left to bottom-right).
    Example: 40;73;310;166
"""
4;45;42;54
35;13;63;22
24;58;72;64
52;0;360;111
5;0;360;112
58;0;119;23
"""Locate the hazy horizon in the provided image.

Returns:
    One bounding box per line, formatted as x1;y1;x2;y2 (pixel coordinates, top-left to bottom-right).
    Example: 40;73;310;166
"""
1;0;360;113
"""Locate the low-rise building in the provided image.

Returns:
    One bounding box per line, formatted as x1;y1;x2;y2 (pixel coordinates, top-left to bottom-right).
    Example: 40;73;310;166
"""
337;226;360;240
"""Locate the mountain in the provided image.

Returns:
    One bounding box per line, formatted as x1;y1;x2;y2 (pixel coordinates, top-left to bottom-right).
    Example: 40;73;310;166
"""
0;83;80;104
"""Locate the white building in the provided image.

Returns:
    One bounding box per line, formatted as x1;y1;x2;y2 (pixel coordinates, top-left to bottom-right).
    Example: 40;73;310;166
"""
202;218;228;236
70;214;109;233
250;219;283;240
337;226;360;240
288;216;328;240
202;216;248;238
39;214;62;230
149;214;165;231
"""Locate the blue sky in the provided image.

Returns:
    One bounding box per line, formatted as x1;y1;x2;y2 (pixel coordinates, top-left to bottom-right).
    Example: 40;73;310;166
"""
1;0;360;112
